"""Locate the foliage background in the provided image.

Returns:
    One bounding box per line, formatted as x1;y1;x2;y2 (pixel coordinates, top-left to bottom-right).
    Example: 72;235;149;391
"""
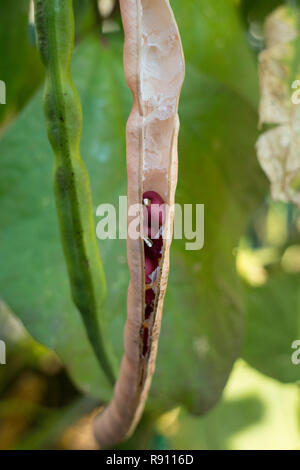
0;0;299;450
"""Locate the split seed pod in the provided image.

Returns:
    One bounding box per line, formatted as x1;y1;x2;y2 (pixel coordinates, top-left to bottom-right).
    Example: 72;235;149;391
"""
94;0;185;447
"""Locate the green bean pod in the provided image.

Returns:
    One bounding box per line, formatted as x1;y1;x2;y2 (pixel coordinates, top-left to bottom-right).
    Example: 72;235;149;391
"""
34;0;115;385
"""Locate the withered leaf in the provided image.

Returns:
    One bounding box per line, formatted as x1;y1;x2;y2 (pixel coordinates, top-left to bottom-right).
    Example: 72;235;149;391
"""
257;6;300;206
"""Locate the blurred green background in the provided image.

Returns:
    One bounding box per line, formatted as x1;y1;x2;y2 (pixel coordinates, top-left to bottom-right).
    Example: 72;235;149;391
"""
0;0;299;450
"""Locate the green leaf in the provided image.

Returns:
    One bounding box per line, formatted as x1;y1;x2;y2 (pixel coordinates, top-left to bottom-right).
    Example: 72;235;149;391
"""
151;64;266;413
173;0;259;105
243;273;300;383
0;0;44;127
168;360;300;450
0;0;267;413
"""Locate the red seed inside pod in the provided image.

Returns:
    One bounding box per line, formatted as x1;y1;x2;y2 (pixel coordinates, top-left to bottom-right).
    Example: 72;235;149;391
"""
145;257;159;284
142;327;149;356
145;236;163;260
143;192;165;351
143;191;166;228
145;288;155;306
145;304;153;320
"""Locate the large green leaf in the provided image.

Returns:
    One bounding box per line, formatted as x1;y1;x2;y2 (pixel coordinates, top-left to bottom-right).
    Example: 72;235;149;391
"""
151;66;266;413
168;360;300;450
0;0;44;127
173;0;259;105
243;273;300;383
0;1;267;413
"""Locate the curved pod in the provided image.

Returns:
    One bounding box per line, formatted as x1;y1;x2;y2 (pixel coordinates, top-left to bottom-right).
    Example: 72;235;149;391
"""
33;0;116;387
94;0;184;447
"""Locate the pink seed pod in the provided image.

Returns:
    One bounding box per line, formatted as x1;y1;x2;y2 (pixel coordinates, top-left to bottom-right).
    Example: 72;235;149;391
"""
94;0;185;449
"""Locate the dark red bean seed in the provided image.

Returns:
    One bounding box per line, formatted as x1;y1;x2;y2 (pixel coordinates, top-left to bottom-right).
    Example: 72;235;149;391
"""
145;288;155;305
145;304;153;320
143;191;164;206
145;236;163;260
143;191;166;227
143;192;165;355
142;327;149;356
145;257;159;284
